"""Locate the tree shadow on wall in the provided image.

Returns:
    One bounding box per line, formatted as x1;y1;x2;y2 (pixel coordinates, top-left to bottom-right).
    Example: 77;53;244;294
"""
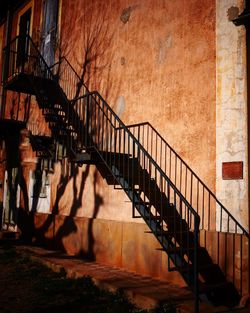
59;0;123;103
1;129;32;240
81;169;103;261
32;160;104;261
20;1;124;260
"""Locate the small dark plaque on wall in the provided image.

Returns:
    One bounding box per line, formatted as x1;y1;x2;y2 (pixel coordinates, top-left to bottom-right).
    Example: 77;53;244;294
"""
222;162;243;180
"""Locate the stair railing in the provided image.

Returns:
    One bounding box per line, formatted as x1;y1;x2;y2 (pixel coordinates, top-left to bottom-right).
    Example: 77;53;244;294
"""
124;121;250;297
28;46;249;304
3;35;54;83
2;36;79;156
6;34;250;309
73;91;200;312
49;57;88;101
124;122;249;234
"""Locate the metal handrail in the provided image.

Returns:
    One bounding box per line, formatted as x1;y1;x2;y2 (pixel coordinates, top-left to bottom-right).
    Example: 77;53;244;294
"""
75;92;200;219
73;90;200;312
124;121;250;237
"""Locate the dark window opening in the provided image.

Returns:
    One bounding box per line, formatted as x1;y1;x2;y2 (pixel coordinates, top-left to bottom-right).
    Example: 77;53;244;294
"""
17;8;31;67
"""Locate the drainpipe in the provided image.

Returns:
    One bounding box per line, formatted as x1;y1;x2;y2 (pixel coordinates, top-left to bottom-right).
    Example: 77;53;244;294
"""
233;2;250;233
233;0;250;297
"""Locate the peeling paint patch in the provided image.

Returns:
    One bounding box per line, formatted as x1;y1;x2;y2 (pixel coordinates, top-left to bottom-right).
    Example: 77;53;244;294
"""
227;6;239;21
121;57;126;66
120;5;138;24
114;96;125;117
156;33;172;65
120;7;133;24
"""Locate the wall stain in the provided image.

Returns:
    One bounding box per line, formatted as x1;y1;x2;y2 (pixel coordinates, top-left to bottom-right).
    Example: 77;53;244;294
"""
121;57;126;66
114;96;125;118
120;5;138;24
156;33;172;65
227;6;239;21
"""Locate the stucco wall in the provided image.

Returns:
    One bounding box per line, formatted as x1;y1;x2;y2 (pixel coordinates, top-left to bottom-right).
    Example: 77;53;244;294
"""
58;0;216;221
0;0;217;225
2;0;249;285
32;212;186;284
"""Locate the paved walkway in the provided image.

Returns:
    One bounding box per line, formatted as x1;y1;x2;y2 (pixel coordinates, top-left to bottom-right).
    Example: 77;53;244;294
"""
16;245;194;311
1;238;249;313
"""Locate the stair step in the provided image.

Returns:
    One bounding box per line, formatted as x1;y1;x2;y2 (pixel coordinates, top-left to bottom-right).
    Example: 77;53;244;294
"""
115;186;141;192
144;215;162;221
166;246;194;254
71;152;92;163
98;151;132;159
147;229;192;237
198;281;240;307
176;262;218;273
45;115;65;122
158;245;196;255
134;200;151;206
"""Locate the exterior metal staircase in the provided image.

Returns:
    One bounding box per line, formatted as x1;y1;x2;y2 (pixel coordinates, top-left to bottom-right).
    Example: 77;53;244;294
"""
2;35;250;312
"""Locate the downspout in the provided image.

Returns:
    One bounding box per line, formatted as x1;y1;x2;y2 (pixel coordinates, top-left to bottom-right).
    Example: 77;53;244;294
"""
233;1;250;233
233;0;250;297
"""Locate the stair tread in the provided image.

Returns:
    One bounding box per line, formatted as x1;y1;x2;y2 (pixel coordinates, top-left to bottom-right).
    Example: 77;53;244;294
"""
198;281;234;294
178;262;219;273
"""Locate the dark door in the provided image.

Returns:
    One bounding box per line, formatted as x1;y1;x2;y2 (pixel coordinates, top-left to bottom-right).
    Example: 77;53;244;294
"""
41;0;58;67
17;8;31;67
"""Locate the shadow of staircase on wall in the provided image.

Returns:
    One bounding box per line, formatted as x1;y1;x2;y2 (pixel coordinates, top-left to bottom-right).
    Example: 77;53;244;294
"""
2;34;250;313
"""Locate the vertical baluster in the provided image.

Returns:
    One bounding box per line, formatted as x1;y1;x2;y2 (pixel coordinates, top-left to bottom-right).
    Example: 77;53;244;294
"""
98;98;101;148
240;235;243;297
190;173;193;207
202;186;205;230
196;180;199;216
173;190;177;268
160;175;163;240
248;235;250;296
208;193;211;231
233;231;235;290
174;154;177;187
220;206;222;232
146;124;149;156
169;149;172;182
101;98;104;152
105;105;108;159
110;113;113;165
194;215;199;313
225;232;228;278
180;160;182;195
160;138;163;174
94;97;97;146
132;140;135;217
154;166;157;219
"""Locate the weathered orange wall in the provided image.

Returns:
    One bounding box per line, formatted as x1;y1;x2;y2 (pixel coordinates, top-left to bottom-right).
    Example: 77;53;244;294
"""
1;0;216;282
60;0;216;189
56;0;216;221
33;212;186;285
3;0;216;222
